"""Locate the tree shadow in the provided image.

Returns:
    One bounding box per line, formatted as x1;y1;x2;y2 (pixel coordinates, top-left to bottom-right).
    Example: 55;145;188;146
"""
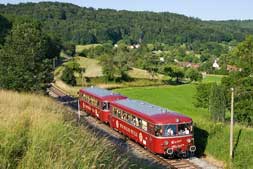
162;79;188;86
194;126;209;157
233;128;242;158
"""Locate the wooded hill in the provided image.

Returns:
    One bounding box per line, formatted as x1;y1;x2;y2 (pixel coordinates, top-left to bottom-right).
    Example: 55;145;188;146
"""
0;2;253;45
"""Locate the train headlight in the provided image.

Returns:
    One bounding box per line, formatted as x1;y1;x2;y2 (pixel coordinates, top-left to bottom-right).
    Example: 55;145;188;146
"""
171;140;175;144
190;146;196;152
166;148;173;155
187;138;191;143
164;140;169;145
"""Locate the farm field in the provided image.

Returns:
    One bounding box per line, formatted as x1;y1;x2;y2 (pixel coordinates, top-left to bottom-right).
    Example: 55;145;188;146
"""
115;83;253;168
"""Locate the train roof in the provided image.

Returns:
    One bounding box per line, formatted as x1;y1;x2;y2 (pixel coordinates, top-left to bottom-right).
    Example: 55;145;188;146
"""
112;99;192;124
80;87;126;100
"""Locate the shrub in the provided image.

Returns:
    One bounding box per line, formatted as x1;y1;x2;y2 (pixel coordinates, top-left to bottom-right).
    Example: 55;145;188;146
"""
61;67;77;86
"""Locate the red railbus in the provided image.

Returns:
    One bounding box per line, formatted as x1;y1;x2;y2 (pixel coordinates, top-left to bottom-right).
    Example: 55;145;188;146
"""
110;99;196;157
79;87;127;123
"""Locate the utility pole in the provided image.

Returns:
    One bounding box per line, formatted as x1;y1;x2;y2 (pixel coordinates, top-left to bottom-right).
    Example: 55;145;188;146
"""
77;99;80;122
230;87;234;160
81;68;84;87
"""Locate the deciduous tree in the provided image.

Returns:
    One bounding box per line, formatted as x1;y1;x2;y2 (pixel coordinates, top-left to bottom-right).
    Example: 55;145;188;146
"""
209;83;226;122
0;19;60;92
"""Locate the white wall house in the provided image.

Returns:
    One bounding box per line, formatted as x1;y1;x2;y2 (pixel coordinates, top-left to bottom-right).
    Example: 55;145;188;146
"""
212;59;220;70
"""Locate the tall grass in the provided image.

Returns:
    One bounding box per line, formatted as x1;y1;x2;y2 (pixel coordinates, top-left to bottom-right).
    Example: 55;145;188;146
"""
0;90;130;169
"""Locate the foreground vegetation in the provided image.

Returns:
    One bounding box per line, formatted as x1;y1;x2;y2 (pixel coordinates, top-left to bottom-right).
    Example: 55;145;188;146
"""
0;90;142;169
115;84;253;168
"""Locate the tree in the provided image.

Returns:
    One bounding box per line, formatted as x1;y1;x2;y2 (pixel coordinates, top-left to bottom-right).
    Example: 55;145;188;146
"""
0;19;60;92
164;65;184;83
194;83;213;108
221;73;253;126
99;49;129;82
143;53;159;80
61;66;76;86
185;68;203;82
63;42;76;57
209;83;226;122
0;15;11;46
233;35;253;74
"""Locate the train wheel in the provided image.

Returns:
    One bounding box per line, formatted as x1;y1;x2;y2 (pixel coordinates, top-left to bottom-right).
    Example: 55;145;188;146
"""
123;135;128;142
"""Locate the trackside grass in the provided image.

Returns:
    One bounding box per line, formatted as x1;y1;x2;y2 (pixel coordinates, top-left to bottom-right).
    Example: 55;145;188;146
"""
0;90;153;169
115;85;253;169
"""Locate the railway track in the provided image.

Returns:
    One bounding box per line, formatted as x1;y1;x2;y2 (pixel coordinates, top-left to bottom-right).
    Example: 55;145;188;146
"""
48;85;201;169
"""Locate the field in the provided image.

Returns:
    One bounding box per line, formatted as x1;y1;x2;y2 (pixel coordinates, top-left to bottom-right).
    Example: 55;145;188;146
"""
76;44;102;54
202;74;224;83
0;90;151;169
115;82;253;168
54;57;166;95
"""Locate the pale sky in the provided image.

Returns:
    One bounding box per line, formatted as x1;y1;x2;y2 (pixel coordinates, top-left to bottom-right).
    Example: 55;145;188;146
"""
1;0;253;21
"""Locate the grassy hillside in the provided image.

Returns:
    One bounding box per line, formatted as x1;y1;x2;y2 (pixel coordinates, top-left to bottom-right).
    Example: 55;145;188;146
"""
115;83;253;168
54;56;166;94
0;90;137;169
76;44;102;54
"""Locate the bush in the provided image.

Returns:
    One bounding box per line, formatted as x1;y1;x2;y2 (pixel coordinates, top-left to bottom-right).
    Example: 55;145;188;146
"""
185;68;203;82
63;42;76;57
61;67;77;86
194;83;213;108
209;83;226;122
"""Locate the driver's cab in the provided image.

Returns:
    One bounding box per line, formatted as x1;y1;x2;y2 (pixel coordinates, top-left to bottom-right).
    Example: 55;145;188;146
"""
154;122;193;137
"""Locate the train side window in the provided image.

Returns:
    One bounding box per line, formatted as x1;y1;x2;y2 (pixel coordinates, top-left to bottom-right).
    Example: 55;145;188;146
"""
112;107;117;116
136;118;142;128
142;120;147;131
154;125;162;136
148;123;155;135
122;111;126;121
117;109;122;118
131;115;136;125
102;102;109;110
133;116;137;126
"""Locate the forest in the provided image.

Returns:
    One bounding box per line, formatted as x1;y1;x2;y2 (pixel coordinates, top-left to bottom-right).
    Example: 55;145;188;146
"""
0;2;253;45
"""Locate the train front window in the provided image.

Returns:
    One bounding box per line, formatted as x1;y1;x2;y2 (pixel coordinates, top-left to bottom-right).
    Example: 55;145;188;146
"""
163;125;177;137
178;123;192;135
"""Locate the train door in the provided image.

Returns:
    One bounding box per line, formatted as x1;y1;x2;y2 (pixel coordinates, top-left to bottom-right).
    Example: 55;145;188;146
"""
147;123;155;151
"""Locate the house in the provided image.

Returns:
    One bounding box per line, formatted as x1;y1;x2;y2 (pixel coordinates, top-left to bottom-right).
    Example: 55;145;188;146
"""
226;65;241;72
212;59;220;70
176;61;200;69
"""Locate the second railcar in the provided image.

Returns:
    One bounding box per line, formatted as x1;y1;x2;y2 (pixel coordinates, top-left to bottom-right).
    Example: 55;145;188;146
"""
79;87;127;123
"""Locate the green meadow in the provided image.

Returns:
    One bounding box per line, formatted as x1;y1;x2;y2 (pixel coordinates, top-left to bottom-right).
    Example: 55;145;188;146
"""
115;77;253;169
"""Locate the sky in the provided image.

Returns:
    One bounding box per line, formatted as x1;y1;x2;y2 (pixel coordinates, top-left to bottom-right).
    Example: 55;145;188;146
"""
1;0;253;21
